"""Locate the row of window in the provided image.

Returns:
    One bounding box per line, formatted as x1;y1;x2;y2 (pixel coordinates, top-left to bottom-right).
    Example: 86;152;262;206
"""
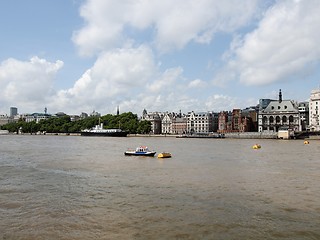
262;115;294;123
271;105;288;110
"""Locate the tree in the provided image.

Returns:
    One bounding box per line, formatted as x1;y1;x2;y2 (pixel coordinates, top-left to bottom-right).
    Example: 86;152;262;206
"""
1;112;152;134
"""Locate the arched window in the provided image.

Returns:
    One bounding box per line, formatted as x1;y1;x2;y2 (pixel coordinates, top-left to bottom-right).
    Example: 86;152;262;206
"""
262;116;268;125
269;116;274;123
282;116;287;123
276;116;281;123
289;115;294;122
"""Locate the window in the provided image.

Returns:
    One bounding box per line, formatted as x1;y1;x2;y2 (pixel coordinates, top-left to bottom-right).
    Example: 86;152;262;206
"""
263;116;268;124
271;106;274;110
282;116;287;123
278;106;281;110
269;116;274;123
284;105;287;109
289;116;294;122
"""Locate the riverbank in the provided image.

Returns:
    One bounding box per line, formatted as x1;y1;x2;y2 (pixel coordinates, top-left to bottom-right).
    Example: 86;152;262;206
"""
131;132;278;139
3;131;319;139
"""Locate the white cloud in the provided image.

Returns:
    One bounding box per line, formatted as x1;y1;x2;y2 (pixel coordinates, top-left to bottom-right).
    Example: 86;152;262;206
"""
228;0;320;86
205;94;238;111
148;67;183;93
54;45;158;114
188;79;207;89
0;57;63;113
73;0;260;56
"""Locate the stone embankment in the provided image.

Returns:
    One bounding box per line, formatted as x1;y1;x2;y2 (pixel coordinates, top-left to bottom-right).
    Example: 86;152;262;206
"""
223;132;278;139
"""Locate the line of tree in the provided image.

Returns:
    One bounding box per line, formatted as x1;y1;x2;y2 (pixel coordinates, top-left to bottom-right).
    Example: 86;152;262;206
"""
0;112;151;134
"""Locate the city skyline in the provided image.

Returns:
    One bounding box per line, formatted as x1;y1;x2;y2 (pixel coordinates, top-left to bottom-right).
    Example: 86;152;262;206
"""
1;0;320;115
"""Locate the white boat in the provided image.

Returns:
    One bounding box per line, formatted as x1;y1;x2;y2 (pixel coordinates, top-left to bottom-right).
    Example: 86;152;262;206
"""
81;123;127;137
124;146;156;157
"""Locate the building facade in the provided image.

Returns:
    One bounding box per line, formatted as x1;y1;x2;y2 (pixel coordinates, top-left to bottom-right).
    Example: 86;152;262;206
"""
10;107;18;117
218;111;228;132
187;111;213;134
23;113;51;123
258;90;300;132
172;115;187;134
309;89;320;131
141;109;162;134
298;102;309;131
161;112;174;134
0;114;10;126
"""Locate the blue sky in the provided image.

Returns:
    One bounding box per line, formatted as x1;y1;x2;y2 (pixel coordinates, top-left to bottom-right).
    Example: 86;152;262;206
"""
1;0;320;116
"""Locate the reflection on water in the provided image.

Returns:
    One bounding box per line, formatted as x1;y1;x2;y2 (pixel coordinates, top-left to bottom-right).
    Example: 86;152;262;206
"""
0;135;320;239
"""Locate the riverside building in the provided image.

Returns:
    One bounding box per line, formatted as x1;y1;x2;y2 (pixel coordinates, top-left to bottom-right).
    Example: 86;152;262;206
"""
258;90;300;132
309;89;320;131
187;111;213;134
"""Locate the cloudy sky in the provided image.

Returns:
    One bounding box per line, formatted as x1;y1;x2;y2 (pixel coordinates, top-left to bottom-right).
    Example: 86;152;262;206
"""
1;0;320;116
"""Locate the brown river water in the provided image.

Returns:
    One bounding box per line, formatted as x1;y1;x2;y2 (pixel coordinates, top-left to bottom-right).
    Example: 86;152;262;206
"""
0;135;319;239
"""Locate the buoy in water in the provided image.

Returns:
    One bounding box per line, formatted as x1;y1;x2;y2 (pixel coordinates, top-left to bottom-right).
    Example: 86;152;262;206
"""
252;144;261;149
304;140;309;144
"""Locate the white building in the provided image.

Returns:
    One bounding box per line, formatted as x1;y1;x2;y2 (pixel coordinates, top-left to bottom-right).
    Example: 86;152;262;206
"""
23;113;51;123
258;90;300;132
309;89;320;131
187;111;213;134
0;114;10;126
161;112;174;134
141;109;162;134
298;102;309;131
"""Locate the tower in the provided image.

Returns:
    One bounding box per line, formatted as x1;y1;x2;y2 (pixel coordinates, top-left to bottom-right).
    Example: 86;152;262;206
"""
10;107;18;117
279;89;282;103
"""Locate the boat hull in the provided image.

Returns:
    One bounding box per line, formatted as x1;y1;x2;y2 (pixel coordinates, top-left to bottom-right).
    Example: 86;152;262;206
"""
81;131;127;137
124;151;156;157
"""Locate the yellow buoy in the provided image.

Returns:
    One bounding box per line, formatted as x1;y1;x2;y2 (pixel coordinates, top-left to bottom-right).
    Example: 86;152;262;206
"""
252;144;261;149
157;152;172;158
304;140;309;144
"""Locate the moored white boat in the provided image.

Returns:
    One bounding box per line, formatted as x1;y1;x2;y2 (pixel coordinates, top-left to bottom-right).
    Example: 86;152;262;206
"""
81;123;127;137
124;146;156;157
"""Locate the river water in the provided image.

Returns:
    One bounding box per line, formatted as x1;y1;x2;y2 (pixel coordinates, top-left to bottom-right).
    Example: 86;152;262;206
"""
0;135;319;239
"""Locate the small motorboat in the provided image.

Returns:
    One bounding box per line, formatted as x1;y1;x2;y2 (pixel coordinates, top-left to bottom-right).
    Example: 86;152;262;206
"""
157;152;172;158
252;144;261;149
124;146;156;157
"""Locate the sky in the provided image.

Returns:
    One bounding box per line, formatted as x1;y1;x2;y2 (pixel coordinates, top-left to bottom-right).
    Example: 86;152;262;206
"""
1;0;320;116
